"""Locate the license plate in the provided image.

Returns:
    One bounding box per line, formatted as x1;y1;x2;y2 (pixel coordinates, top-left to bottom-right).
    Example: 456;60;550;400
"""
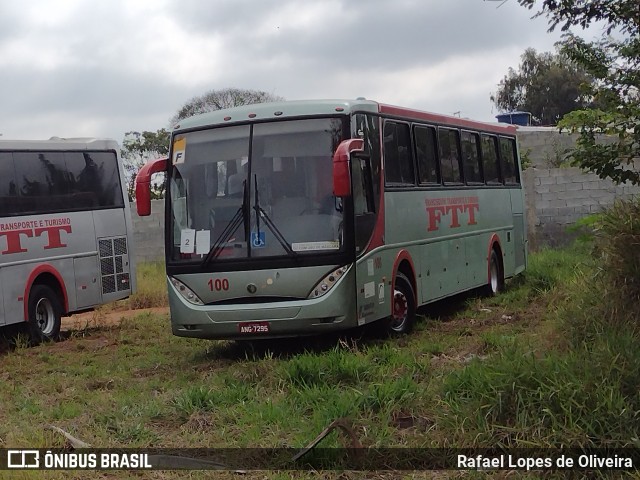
238;321;270;334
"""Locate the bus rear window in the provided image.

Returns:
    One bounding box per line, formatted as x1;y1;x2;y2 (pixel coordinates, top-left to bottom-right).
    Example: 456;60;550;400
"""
499;137;519;184
481;135;502;184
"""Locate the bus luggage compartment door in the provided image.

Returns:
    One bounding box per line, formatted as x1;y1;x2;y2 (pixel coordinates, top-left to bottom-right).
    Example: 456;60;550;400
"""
74;256;102;309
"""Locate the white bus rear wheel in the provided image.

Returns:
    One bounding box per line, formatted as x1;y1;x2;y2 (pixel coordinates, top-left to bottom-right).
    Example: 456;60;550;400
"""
28;284;62;343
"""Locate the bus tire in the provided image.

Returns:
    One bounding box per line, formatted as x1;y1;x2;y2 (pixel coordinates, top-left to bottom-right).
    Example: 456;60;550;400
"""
27;284;62;343
388;272;416;335
484;249;504;296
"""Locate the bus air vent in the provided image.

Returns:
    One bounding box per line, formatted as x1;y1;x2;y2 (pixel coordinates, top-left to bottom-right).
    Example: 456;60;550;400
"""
102;275;116;294
99;237;129;294
99;239;113;258
114;237;128;256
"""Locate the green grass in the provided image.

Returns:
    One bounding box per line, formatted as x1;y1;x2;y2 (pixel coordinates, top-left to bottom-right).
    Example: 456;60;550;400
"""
2;244;635;478
442;344;640;447
100;261;168;312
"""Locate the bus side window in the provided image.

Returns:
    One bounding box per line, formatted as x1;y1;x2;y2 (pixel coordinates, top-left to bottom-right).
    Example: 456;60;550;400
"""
383;121;415;186
481;134;502;184
0;152;20;216
72;151;125;208
13;151;66;214
461;131;483;184
414;125;440;185
64;152;100;208
438;128;462;184
499;137;519;184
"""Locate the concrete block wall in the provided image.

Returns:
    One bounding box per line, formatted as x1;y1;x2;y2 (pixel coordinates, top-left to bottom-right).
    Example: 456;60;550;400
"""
130;199;165;263
522;167;640;247
518;128;639;247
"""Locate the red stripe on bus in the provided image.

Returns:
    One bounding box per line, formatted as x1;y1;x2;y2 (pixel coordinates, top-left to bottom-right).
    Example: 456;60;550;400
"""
23;264;69;321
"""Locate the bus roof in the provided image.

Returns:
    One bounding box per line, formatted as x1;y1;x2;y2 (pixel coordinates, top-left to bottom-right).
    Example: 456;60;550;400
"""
174;99;379;131
174;99;517;136
0;137;119;151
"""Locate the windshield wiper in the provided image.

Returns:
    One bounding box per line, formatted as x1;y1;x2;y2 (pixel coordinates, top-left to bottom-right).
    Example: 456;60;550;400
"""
252;174;297;256
201;180;247;266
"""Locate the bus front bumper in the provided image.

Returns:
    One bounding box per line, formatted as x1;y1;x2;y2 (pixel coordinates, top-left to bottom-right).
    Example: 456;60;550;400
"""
167;271;357;340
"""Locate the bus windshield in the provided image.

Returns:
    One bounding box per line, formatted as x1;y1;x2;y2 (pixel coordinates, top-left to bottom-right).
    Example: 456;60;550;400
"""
168;117;345;263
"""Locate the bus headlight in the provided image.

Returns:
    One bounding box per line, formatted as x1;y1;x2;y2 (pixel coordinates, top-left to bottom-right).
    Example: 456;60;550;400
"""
308;266;348;299
169;277;204;305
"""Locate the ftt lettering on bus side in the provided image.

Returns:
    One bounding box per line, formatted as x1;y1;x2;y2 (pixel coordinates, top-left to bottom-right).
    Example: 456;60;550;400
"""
425;197;480;232
0;225;72;254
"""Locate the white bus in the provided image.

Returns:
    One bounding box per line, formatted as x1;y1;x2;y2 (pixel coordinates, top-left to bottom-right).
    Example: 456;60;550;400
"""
0;138;136;342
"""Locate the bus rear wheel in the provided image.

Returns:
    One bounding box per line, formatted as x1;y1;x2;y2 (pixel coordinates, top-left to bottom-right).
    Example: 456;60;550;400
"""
388;272;416;335
484;249;504;296
28;284;62;343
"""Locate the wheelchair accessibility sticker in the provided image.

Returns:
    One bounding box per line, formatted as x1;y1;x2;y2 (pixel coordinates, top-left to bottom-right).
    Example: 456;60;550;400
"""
251;231;266;248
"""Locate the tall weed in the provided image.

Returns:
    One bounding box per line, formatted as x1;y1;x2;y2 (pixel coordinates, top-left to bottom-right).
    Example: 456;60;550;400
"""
442;344;640;447
592;199;640;321
561;199;640;343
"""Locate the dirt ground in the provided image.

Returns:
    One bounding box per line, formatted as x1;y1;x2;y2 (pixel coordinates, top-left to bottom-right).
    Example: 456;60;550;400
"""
61;306;169;331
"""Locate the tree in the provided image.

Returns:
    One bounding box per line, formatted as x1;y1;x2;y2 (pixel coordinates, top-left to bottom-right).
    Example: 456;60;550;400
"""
121;129;170;200
491;47;595;125
170;87;285;125
517;0;640;185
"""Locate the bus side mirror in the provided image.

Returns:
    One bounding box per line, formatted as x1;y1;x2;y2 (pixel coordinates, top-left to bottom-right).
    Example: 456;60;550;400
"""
332;139;364;197
135;157;167;216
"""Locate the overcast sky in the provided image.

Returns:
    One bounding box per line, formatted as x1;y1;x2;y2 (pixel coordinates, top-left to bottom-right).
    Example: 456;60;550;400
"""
0;0;565;143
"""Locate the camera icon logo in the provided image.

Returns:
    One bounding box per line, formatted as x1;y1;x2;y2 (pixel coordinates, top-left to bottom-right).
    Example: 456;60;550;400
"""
7;450;40;469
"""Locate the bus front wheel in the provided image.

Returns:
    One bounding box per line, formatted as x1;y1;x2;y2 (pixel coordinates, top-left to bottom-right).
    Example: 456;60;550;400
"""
27;284;62;343
388;272;416;335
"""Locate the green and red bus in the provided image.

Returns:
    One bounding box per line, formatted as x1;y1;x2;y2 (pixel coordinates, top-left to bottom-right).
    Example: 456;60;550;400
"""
136;99;526;339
